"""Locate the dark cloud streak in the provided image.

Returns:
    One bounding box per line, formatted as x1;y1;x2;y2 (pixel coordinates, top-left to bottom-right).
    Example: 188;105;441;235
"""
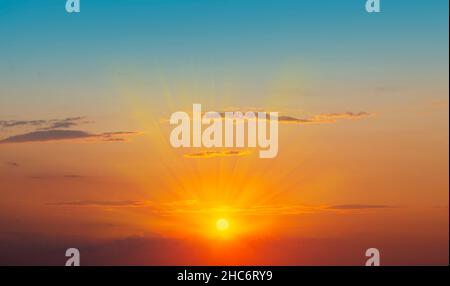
327;204;394;210
0;130;140;144
48;200;151;207
0;117;87;130
5;161;20;167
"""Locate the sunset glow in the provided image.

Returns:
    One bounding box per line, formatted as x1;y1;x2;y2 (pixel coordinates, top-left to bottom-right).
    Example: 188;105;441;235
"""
216;219;230;232
0;0;448;266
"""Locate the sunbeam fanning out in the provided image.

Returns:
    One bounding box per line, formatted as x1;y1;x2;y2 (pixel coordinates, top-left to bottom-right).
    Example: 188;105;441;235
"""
0;0;448;266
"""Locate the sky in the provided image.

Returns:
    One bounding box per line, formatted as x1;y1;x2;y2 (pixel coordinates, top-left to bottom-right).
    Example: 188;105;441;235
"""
0;0;448;265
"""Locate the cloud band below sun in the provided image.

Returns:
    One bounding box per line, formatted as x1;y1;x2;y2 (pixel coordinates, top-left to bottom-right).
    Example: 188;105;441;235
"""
48;199;396;216
184;150;251;158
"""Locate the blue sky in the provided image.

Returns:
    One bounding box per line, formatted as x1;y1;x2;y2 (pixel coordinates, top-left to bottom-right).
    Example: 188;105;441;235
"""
1;0;447;72
0;0;448;116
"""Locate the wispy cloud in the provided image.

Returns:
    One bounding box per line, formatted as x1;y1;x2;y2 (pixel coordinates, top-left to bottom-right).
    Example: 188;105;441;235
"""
0;130;94;144
0;116;142;144
184;150;251;158
148;202;396;216
150;203;326;216
277;112;372;124
326;204;394;210
101;132;141;142
164;110;373;125
0;119;47;128
49;199;395;216
48;200;153;207
5;161;20;167
0;130;140;144
38;117;87;130
28;174;87;180
0;117;89;130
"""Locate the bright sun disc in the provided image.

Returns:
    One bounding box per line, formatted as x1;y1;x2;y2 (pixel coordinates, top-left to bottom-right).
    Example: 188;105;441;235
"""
216;218;229;231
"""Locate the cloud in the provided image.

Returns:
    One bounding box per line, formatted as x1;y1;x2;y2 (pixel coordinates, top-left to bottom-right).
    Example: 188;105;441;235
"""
0;130;94;144
277;115;311;124
101;132;141;142
278;112;372;124
149;202;396;216
184;150;251;158
0;120;46;128
0;130;140;144
28;174;86;180
48;199;198;210
48;199;395;217
326;204;394;210
63;174;85;179
48;200;153;207
102;138;128;142
39;121;78;130
149;203;325;216
0;116;141;144
164;110;373;125
0;117;88;130
5;161;20;167
102;131;139;136
146;202;397;216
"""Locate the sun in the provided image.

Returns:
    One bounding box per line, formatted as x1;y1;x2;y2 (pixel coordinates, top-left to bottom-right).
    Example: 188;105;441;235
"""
216;218;230;232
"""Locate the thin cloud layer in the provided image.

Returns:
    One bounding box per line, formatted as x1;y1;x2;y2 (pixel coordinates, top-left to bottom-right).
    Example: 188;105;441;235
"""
326;204;394;210
0;117;88;130
164;110;373;125
150;202;396;216
0;130;140;144
49;199;395;216
0;120;47;128
0;130;94;144
5;161;20;167
48;200;153;207
278;112;372;124
184;150;251;158
28;174;86;180
0;116;141;144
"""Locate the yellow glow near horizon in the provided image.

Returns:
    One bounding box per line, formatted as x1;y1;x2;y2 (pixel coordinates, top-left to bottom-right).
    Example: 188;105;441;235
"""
216;218;230;232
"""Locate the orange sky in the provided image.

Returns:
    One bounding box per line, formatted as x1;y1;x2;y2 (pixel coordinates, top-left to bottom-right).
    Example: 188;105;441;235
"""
0;0;448;266
0;93;448;265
